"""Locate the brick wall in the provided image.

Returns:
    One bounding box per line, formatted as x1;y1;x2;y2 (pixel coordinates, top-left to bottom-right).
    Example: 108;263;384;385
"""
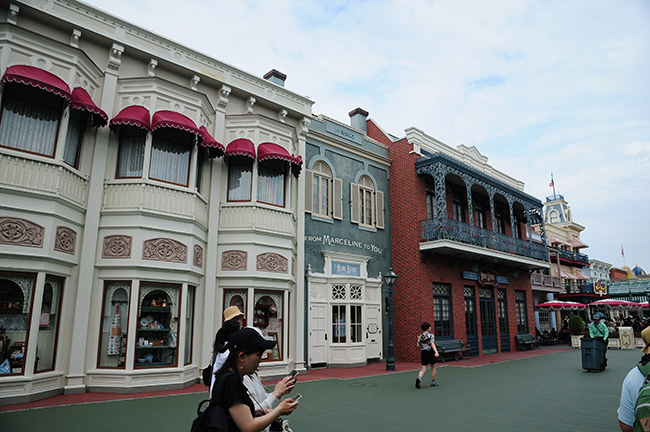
367;119;537;362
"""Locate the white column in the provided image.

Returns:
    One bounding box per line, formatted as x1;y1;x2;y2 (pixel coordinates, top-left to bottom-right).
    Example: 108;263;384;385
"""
64;43;123;394
293;116;310;371
200;85;229;367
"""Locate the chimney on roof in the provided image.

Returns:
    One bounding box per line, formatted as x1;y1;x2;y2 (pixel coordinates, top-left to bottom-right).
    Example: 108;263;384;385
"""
263;69;287;87
349;107;368;132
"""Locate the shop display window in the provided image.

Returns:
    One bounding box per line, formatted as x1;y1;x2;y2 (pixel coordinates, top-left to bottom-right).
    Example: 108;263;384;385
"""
98;281;131;368
35;276;64;373
0;272;36;376
135;283;180;368
184;286;195;365
253;292;284;362
223;290;247;327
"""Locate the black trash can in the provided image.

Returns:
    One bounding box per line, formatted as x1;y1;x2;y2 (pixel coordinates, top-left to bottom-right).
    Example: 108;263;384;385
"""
581;338;607;372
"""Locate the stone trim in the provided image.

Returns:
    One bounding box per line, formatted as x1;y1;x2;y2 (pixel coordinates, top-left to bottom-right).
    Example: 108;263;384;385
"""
102;235;132;259
142;238;187;263
222;250;247;271
0;217;44;248
54;226;77;255
256;252;288;273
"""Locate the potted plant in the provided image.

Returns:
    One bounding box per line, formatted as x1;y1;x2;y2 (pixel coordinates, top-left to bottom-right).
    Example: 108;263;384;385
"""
568;315;585;348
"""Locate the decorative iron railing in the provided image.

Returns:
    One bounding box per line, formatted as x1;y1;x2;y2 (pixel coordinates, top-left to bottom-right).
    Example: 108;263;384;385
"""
555;249;589;265
420;218;548;262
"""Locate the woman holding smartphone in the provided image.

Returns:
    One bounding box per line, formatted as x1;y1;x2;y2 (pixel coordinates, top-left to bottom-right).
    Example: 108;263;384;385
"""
214;327;300;432
243;327;297;431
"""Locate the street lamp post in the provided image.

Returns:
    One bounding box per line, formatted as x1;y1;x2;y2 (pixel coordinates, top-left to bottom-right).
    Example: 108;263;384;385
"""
383;267;398;371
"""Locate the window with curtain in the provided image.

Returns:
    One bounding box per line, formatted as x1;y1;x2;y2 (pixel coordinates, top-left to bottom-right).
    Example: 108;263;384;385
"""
63;110;86;168
227;156;252;201
258;159;286;206
312;161;331;217
0;84;63;157
150;128;193;186
116;126;146;178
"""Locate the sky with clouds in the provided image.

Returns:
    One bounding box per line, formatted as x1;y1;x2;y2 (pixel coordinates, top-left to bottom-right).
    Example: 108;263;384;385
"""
83;0;650;271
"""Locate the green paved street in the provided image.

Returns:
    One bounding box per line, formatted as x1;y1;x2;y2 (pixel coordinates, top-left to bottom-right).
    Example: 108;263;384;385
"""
1;348;641;431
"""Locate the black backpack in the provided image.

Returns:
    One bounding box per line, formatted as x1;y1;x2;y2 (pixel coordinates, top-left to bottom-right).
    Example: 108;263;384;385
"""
190;371;230;432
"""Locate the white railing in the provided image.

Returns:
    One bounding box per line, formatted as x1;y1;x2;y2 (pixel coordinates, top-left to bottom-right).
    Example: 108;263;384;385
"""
0;153;88;207
103;181;208;226
219;204;295;236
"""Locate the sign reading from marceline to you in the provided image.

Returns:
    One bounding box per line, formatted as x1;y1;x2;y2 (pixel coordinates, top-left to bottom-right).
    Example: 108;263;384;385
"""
332;261;360;277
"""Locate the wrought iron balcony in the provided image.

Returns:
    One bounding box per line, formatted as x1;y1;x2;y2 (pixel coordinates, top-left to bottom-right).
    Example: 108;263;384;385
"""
553;249;589;266
420;218;548;262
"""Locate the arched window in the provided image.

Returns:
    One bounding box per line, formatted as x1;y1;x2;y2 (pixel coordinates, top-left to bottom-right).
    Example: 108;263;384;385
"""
351;175;384;229
312;161;331;217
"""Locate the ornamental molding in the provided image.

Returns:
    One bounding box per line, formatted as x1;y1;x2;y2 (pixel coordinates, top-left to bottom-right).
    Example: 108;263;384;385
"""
256;252;288;273
222;250;247;271
142;238;187;263
193;245;203;268
102;235;132;259
54;226;77;255
0;217;44;248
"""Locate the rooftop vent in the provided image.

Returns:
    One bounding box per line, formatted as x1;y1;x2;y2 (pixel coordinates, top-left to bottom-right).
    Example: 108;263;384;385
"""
263;69;287;87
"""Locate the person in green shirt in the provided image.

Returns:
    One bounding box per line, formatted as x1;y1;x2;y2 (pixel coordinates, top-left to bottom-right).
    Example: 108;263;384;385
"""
589;312;609;369
590;312;609;340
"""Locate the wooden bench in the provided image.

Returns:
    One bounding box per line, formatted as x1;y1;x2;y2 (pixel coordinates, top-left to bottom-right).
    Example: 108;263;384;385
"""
435;339;470;362
515;334;539;351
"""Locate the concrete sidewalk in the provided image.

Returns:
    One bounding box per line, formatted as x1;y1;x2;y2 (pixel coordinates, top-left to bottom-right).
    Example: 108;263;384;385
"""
1;346;635;431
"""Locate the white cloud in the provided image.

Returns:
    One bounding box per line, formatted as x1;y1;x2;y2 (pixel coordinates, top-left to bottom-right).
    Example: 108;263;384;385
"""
83;0;650;267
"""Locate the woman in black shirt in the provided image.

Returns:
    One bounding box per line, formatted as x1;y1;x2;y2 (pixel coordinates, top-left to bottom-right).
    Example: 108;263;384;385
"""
214;327;299;432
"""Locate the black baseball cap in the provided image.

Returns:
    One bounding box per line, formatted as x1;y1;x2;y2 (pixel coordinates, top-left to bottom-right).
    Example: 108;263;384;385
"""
228;327;276;352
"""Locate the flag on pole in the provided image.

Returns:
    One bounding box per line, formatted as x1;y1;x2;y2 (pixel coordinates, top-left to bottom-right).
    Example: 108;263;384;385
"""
549;178;554;187
622;245;625;257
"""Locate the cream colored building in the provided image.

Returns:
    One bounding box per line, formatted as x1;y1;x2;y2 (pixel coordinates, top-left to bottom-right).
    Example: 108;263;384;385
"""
0;0;312;404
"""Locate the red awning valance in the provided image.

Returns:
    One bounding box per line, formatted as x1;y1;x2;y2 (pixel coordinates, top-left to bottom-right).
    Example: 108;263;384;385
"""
2;64;71;101
225;138;256;159
258;142;295;163
151;110;201;139
199;126;225;158
291;155;303;178
258;142;303;177
71;87;108;127
110;105;151;131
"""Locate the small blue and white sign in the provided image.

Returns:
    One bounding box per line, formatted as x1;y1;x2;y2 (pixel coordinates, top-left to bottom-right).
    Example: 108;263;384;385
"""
332;261;360;277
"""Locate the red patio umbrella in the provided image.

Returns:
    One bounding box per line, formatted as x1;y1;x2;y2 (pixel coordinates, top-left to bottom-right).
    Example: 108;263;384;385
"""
535;300;586;311
587;299;642;309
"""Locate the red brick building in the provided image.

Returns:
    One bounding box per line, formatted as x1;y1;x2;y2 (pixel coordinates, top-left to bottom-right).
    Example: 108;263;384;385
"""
366;118;550;361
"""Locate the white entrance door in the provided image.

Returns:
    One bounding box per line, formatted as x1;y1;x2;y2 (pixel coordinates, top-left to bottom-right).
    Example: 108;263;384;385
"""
309;303;328;366
365;305;381;360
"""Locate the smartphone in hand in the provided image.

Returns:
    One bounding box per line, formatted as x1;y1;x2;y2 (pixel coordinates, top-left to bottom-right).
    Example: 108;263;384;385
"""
288;370;298;380
291;394;302;402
